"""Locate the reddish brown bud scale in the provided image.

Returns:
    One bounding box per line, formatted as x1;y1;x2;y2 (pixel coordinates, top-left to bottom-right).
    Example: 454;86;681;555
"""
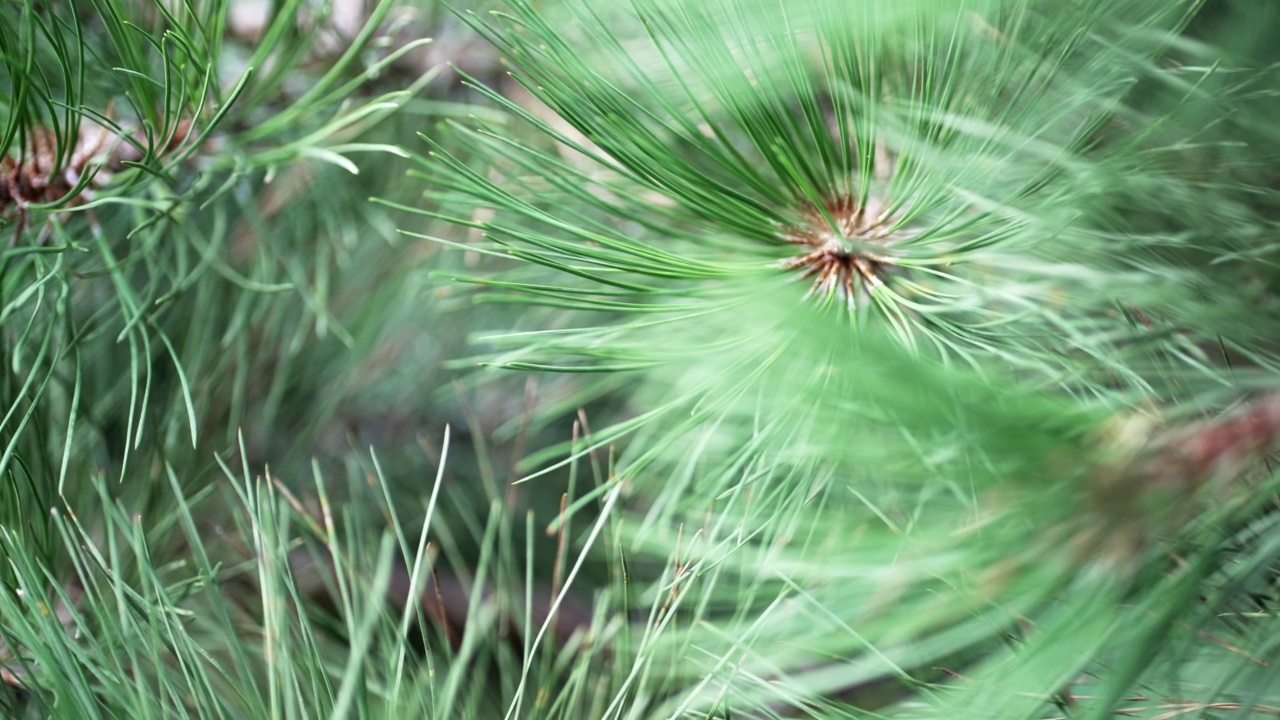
1158;393;1280;489
2;115;193;243
779;194;903;307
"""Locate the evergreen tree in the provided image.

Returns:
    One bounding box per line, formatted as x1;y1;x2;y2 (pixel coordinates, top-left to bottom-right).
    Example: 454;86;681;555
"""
2;0;1278;718
413;0;1280;716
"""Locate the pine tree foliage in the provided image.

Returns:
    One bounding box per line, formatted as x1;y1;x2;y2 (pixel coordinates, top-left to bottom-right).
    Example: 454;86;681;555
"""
407;0;1280;717
1;0;1279;718
415;0;1277;398
0;2;586;718
1;0;432;503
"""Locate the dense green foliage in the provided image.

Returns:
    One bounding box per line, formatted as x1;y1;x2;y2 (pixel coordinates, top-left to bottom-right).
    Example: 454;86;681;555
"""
2;0;1279;718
